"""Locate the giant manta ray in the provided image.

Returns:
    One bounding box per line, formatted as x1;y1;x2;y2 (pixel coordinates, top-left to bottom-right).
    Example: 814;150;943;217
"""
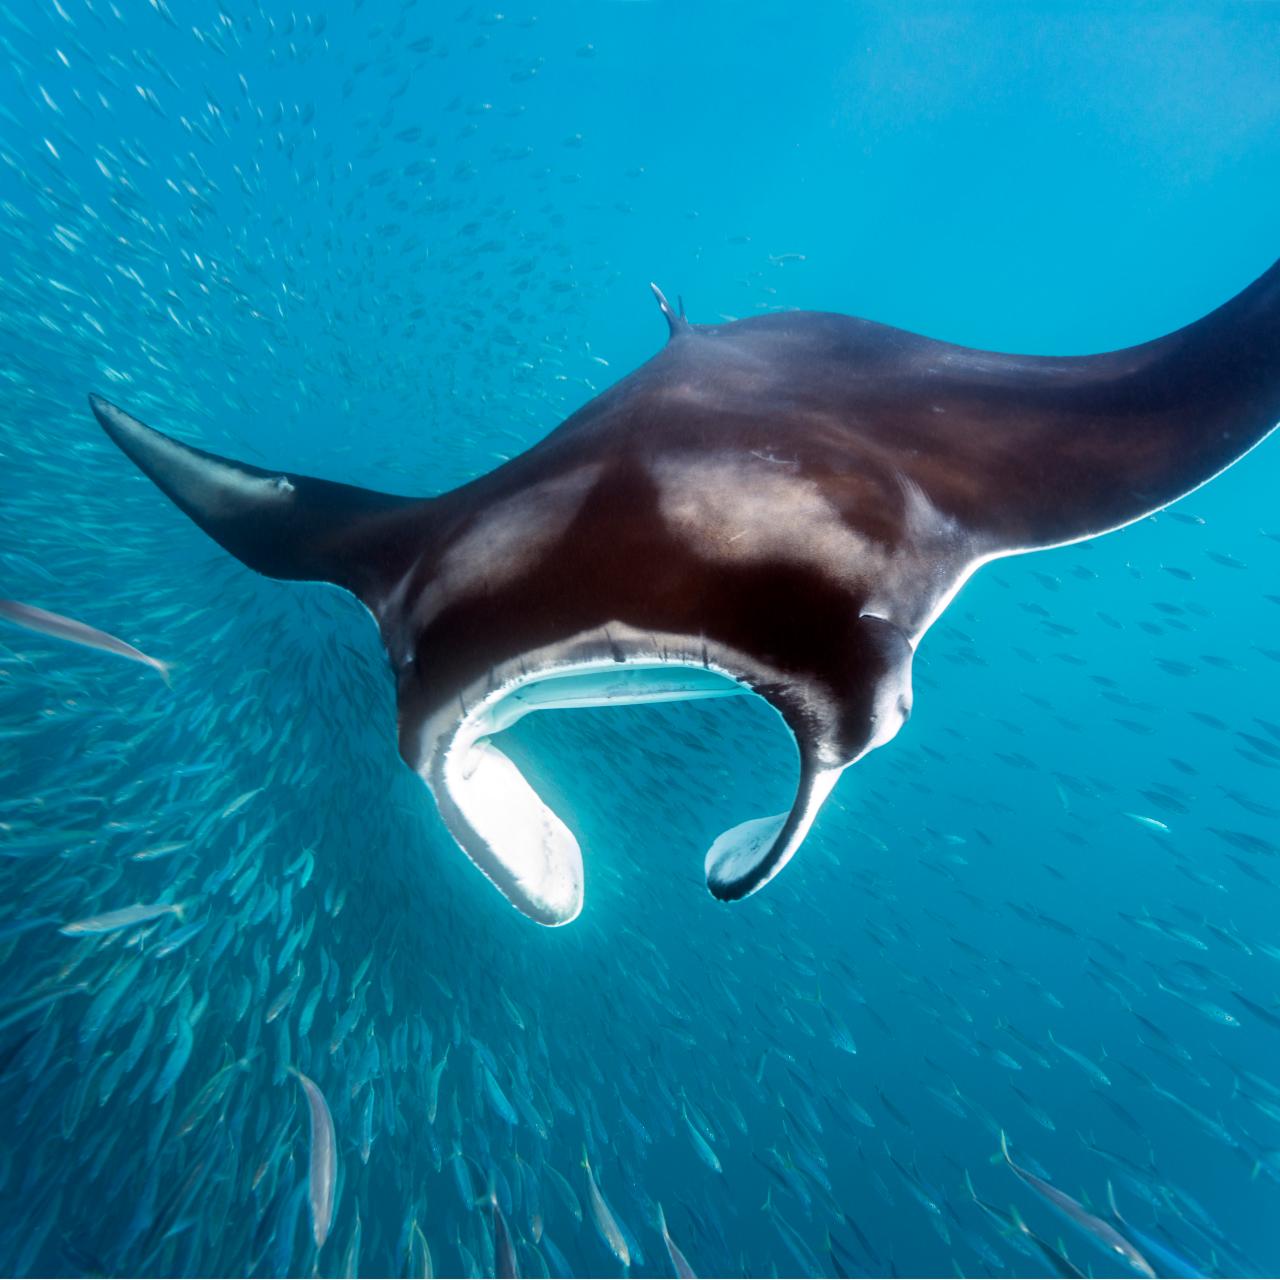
91;260;1280;925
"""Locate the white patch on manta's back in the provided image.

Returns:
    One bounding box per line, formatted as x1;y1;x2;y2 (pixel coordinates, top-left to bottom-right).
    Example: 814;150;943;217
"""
651;452;976;643
407;464;602;632
652;454;882;585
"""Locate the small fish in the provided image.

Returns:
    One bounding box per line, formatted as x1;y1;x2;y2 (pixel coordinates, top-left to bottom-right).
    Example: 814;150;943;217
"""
489;1187;520;1279
1124;812;1170;833
130;841;189;862
60;902;184;936
290;1068;337;1249
681;1102;722;1172
657;1202;697;1278
221;787;264;819
1047;1029;1111;1087
0;598;170;683
581;1147;630;1267
408;1220;433;1280
1107;1182;1207;1279
1000;1132;1155;1277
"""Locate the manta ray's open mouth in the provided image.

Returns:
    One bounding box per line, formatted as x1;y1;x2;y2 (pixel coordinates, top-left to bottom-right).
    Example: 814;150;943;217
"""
422;659;820;925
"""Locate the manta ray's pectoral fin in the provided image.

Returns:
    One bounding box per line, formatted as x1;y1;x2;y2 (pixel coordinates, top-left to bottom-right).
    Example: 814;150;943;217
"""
915;257;1280;556
89;395;429;608
705;755;844;902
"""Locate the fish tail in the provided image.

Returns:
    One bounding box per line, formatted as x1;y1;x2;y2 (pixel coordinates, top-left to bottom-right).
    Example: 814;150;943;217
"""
1105;1179;1122;1223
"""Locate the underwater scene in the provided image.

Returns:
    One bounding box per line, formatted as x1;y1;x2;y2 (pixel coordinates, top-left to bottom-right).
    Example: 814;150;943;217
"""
2;2;1280;1277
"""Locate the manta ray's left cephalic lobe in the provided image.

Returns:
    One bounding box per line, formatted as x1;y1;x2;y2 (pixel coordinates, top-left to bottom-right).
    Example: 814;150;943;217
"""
91;260;1280;924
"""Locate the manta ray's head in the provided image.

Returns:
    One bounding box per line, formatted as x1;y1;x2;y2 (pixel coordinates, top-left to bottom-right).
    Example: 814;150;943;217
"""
88;392;922;929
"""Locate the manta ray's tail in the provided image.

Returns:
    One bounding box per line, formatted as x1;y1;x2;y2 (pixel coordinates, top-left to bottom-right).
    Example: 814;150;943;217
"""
89;395;427;608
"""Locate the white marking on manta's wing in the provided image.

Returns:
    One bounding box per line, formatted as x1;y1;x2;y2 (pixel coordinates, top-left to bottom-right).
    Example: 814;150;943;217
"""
407;463;602;631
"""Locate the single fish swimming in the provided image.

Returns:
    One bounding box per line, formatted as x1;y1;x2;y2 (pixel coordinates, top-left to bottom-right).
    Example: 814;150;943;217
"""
1000;1131;1155;1277
290;1068;337;1250
0;598;170;684
88;259;1280;924
656;1202;698;1279
59;902;185;937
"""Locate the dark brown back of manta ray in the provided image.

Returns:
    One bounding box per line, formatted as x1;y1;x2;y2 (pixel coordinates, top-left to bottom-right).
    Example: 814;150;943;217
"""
90;254;1279;639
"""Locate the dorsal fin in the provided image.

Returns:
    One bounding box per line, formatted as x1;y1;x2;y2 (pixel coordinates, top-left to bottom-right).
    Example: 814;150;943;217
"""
649;282;690;340
89;394;429;609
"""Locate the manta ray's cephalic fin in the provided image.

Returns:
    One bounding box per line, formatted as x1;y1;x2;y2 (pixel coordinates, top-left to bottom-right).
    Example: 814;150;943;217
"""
88;395;428;607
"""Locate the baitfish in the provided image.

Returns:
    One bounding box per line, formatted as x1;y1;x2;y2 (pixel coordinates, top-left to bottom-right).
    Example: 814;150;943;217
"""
60;902;184;936
0;598;170;684
581;1147;629;1267
657;1202;698;1279
999;1132;1155;1277
290;1068;337;1249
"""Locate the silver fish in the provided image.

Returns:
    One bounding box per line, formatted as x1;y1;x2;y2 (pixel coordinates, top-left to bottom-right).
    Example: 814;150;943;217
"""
291;1068;337;1249
0;598;170;683
581;1147;629;1267
60;902;184;936
657;1202;697;1279
1000;1132;1155;1278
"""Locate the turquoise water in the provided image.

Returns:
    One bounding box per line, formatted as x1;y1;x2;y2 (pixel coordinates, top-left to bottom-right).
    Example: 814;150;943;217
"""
2;2;1280;1276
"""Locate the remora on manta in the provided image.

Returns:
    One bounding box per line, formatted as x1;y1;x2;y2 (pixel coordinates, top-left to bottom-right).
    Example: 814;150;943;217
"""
90;262;1280;925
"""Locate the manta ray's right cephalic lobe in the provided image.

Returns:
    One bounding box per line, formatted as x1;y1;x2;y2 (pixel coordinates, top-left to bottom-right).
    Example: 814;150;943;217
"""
90;259;1280;924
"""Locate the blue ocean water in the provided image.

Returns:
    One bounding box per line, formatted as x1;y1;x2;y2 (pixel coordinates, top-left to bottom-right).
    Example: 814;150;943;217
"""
2;2;1279;1277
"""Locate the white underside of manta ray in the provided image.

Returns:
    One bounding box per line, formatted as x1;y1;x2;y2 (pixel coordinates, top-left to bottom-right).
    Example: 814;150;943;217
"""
90;261;1280;924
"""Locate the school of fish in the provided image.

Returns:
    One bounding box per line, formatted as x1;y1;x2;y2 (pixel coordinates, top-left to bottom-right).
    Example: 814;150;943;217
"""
1;1;1279;1277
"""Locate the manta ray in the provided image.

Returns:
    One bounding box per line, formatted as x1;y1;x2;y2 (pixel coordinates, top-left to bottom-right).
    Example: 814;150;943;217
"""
91;259;1280;925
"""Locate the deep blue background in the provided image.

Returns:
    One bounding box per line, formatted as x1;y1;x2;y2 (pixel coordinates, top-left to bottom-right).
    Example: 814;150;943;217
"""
1;2;1278;1276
